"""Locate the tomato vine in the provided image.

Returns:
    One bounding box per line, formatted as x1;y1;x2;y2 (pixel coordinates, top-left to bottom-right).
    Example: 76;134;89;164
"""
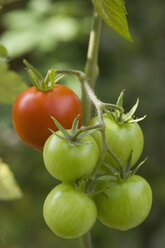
10;2;152;248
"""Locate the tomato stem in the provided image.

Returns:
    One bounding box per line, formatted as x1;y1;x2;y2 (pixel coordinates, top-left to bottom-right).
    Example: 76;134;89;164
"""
82;8;102;124
55;69;124;172
79;232;93;248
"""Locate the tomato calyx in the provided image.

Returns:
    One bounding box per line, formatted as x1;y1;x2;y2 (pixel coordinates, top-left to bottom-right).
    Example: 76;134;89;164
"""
23;59;64;92
49;115;100;146
101;151;148;183
104;90;146;125
85;154;148;199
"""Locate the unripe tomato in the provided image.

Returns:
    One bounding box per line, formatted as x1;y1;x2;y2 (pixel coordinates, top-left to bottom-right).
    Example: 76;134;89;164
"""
94;175;152;230
88;113;144;168
12;85;83;151
43;131;99;182
43;183;97;239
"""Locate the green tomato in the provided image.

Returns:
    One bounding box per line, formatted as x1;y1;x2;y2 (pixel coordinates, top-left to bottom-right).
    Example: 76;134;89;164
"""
88;113;144;169
43;131;99;182
43;183;97;239
94;175;152;230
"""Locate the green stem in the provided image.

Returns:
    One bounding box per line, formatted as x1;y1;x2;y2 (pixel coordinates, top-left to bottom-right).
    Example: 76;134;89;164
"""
82;8;102;124
55;69;124;170
79;232;93;248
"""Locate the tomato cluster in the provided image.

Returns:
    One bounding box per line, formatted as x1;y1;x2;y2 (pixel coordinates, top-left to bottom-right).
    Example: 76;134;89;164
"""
42;110;152;238
12;63;152;239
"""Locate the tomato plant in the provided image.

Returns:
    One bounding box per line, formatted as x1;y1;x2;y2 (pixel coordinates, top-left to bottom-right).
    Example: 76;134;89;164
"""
43;183;97;239
12;84;83;151
6;0;153;245
88;113;144;169
94;175;152;230
43;129;99;182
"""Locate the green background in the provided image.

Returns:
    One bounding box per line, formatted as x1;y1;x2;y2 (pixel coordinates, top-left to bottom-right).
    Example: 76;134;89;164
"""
0;0;165;247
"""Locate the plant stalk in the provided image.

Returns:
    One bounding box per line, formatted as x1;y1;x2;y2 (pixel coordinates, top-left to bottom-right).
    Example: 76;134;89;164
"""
79;232;93;248
82;8;102;124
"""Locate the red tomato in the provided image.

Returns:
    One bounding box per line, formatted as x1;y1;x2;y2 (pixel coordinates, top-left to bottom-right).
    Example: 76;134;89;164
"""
12;84;83;151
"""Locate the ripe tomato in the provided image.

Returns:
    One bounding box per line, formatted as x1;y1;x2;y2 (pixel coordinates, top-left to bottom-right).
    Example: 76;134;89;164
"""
94;175;152;230
43;183;97;239
88;113;144;168
12;85;83;151
43;131;99;182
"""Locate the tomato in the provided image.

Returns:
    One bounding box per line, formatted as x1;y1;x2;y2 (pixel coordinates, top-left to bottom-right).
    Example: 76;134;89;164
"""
12;85;83;151
88;113;144;168
43;183;97;239
94;175;152;230
43;131;99;182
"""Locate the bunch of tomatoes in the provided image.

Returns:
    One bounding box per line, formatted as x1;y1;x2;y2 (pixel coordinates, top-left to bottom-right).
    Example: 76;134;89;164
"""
12;63;152;239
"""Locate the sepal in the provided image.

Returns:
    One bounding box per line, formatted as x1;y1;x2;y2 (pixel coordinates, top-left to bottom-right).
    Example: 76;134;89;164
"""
121;98;139;123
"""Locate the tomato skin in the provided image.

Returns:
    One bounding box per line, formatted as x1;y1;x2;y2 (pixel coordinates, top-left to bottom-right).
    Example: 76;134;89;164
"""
94;175;152;230
88;113;144;168
43;131;99;182
43;183;97;239
12;85;83;151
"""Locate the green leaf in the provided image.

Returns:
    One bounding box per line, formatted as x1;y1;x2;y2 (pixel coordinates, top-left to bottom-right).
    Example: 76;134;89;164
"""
0;159;23;200
54;73;65;83
0;64;28;105
92;0;132;42
124;150;133;176
49;68;55;88
103;163;119;175
50;116;70;138
78;129;97;139
131;157;148;176
116;89;125;107
121;98;139;123
0;45;7;57
71;115;80;135
128;115;147;124
78;178;86;192
23;59;43;82
48;128;68;141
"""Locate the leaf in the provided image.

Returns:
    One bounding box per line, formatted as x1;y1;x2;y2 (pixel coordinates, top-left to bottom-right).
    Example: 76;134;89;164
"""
54;73;65;83
128;115;147;124
0;45;7;57
49;68;55;88
131;157;148;176
103;162;119;175
92;0;132;42
48;128;68;141
71;115;80;134
121;98;139;123
0;159;23;200
116;89;125;107
0;64;28;104
124;150;133;176
78;129;97;139
23;59;43;82
50;116;70;138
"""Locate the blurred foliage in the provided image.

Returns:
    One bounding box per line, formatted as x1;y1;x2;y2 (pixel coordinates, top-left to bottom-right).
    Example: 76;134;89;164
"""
0;0;90;58
0;158;22;200
0;63;27;104
0;44;7;57
0;0;165;248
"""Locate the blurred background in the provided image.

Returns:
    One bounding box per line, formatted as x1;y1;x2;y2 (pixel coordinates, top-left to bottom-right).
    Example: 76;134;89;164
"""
0;0;165;247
